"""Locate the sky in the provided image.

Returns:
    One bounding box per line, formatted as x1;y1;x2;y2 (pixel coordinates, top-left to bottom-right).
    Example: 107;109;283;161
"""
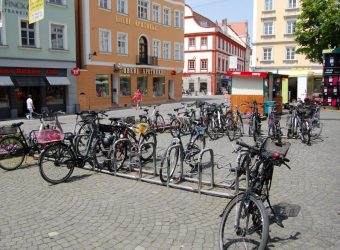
185;0;254;40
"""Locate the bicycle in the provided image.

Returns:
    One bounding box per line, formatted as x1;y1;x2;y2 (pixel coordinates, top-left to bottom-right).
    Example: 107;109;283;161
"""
248;101;266;142
225;104;244;141
267;104;283;145
159;120;206;184
139;105;166;133
286;104;311;144
219;138;291;249
0;112;64;171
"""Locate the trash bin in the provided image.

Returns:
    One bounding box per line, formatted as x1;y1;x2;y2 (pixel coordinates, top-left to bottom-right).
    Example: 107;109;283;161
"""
264;101;276;116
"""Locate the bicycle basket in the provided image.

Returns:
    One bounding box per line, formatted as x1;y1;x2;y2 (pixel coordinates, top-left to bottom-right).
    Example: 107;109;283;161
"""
263;139;290;157
0;126;17;135
98;123;116;133
32;129;64;144
135;123;149;135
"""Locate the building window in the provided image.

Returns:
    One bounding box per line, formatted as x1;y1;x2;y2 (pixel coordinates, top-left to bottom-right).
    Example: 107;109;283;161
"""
153;77;165;97
117;32;128;55
163;7;170;26
153;39;161;58
0;27;3;45
20;20;36;47
99;29;111;53
152;4;161;23
174;43;181;61
50;24;65;50
137;76;148;95
189;38;195;47
288;0;297;9
174;10;180;28
265;0;273;11
96;74;109;97
48;0;65;5
201;59;208;70
264;22;273;35
201;37;207;47
287;20;296;34
218;58;221;71
137;0;149;20
120;76;131;96
99;0;111;10
222;59;225;71
46;86;64;105
180;11;184;28
163;41;170;60
188;60;195;70
286;47;295;60
263;48;272;61
0;87;9;108
117;0;128;14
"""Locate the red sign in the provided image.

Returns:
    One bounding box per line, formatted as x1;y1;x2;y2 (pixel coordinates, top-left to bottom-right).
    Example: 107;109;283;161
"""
171;70;176;75
71;67;80;76
226;71;268;78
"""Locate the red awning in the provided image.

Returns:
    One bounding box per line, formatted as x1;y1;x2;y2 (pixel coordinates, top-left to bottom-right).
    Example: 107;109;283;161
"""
227;71;268;78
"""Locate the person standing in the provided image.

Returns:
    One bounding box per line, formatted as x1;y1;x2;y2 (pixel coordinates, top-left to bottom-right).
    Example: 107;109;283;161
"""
26;94;34;119
134;89;142;109
223;89;231;107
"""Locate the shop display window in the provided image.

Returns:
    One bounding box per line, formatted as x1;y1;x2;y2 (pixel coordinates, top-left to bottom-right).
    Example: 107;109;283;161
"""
153;77;165;97
137;76;148;95
0;87;9;108
46;86;65;105
96;74;109;97
120;75;131;96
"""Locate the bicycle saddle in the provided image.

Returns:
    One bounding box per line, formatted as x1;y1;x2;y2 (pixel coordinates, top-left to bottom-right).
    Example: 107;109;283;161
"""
109;117;121;122
11;122;24;128
143;109;149;112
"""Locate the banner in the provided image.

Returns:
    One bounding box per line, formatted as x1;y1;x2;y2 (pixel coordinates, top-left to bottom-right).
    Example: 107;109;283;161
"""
229;56;238;69
29;0;44;24
0;0;3;28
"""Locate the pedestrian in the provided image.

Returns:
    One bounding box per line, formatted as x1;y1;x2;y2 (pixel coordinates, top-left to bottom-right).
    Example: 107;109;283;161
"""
134;89;142;110
26;94;34;119
223;89;231;107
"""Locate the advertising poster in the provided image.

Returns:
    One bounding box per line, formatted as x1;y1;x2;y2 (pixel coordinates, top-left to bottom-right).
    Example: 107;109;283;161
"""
229;56;238;69
29;0;44;24
0;0;3;28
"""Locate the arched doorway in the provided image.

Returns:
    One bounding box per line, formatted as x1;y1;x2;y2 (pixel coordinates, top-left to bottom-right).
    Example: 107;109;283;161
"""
139;36;148;64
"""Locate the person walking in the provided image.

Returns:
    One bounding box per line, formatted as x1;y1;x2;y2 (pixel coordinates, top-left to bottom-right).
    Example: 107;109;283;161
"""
26;94;35;119
223;89;231;107
134;89;142;109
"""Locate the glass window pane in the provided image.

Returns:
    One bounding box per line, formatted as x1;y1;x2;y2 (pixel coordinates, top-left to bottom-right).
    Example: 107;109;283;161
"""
96;74;110;97
120;76;131;96
137;76;148;95
153;77;165;97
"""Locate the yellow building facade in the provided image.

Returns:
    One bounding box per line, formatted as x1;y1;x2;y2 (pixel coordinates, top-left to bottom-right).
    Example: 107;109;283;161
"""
252;0;322;103
76;0;184;110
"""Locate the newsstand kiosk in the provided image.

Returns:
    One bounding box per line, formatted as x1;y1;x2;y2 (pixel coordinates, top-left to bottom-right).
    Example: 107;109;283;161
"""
322;48;340;107
227;71;287;115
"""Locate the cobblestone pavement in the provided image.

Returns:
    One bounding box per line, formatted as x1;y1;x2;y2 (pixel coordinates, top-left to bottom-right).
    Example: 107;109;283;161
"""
0;97;339;249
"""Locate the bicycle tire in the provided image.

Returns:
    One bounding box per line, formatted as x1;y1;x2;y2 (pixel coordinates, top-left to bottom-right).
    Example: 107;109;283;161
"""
140;131;157;161
310;120;323;140
300;121;311;144
207;119;219;140
0;136;25;171
39;143;75;184
169;119;181;137
226;119;236;141
219;193;269;250
180;119;191;135
92;139;109;170
159;145;182;184
75;123;94;157
155;115;166;133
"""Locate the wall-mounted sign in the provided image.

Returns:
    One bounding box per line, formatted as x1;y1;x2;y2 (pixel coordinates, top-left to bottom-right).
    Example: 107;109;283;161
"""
0;0;3;27
227;71;268;78
229;56;238;69
115;15;157;31
2;0;29;16
122;67;162;75
0;67;66;76
28;0;44;24
71;67;80;77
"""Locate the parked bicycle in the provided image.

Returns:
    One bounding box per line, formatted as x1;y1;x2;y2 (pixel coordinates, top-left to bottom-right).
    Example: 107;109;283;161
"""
225;104;244;141
139;105;166;133
286;103;311;144
219;138;291;249
267;104;283;145
248;101;266;142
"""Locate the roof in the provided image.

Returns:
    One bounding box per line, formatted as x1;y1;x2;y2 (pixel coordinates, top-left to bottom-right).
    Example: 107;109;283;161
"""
228;21;248;37
192;11;218;29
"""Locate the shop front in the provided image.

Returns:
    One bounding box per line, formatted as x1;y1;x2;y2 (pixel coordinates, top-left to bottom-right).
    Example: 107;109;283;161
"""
0;67;71;119
77;65;182;111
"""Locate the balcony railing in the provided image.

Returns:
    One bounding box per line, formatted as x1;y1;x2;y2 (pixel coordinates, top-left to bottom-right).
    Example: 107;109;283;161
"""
136;56;158;66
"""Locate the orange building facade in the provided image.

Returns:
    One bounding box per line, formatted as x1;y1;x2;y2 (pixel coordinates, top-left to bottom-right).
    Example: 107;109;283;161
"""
76;0;185;110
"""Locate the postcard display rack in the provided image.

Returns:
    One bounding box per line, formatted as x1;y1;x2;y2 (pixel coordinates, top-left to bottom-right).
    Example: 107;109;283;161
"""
323;49;340;107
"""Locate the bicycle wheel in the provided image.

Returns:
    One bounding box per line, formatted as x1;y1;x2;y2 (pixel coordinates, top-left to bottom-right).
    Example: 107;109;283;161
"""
39;143;75;184
92;139;109;170
169;119;181;137
0;136;25;171
180;118;191;135
207;119;219;140
310;119;323;140
226;119;237;141
75;123;94;157
219;193;269;250
300;121;311;144
155;115;166;133
140;131;157;161
159;145;182;184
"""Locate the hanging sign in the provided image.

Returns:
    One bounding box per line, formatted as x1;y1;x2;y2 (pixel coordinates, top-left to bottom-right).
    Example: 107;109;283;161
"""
29;0;44;24
0;0;3;28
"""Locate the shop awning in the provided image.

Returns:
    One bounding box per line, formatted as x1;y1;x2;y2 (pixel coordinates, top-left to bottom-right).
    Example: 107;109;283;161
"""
46;77;71;86
12;76;49;87
0;76;14;86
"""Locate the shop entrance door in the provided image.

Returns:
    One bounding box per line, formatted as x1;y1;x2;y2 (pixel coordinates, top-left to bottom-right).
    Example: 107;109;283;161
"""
112;75;118;105
16;87;41;117
288;77;298;102
168;80;174;99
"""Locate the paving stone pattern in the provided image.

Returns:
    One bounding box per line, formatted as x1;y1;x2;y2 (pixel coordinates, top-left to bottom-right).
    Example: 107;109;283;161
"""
0;96;339;249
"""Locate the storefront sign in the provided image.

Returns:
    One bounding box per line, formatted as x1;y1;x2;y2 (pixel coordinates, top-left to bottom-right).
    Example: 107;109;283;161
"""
122;67;162;75
71;67;80;76
135;20;157;31
227;71;268;78
116;16;131;25
28;0;44;24
2;0;28;16
0;67;66;76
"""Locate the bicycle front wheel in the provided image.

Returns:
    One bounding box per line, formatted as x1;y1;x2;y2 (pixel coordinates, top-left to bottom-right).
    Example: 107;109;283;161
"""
300;121;311;144
39;143;75;184
140;132;157;161
219;193;269;250
155;115;166;133
159;145;182;184
0;136;25;171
